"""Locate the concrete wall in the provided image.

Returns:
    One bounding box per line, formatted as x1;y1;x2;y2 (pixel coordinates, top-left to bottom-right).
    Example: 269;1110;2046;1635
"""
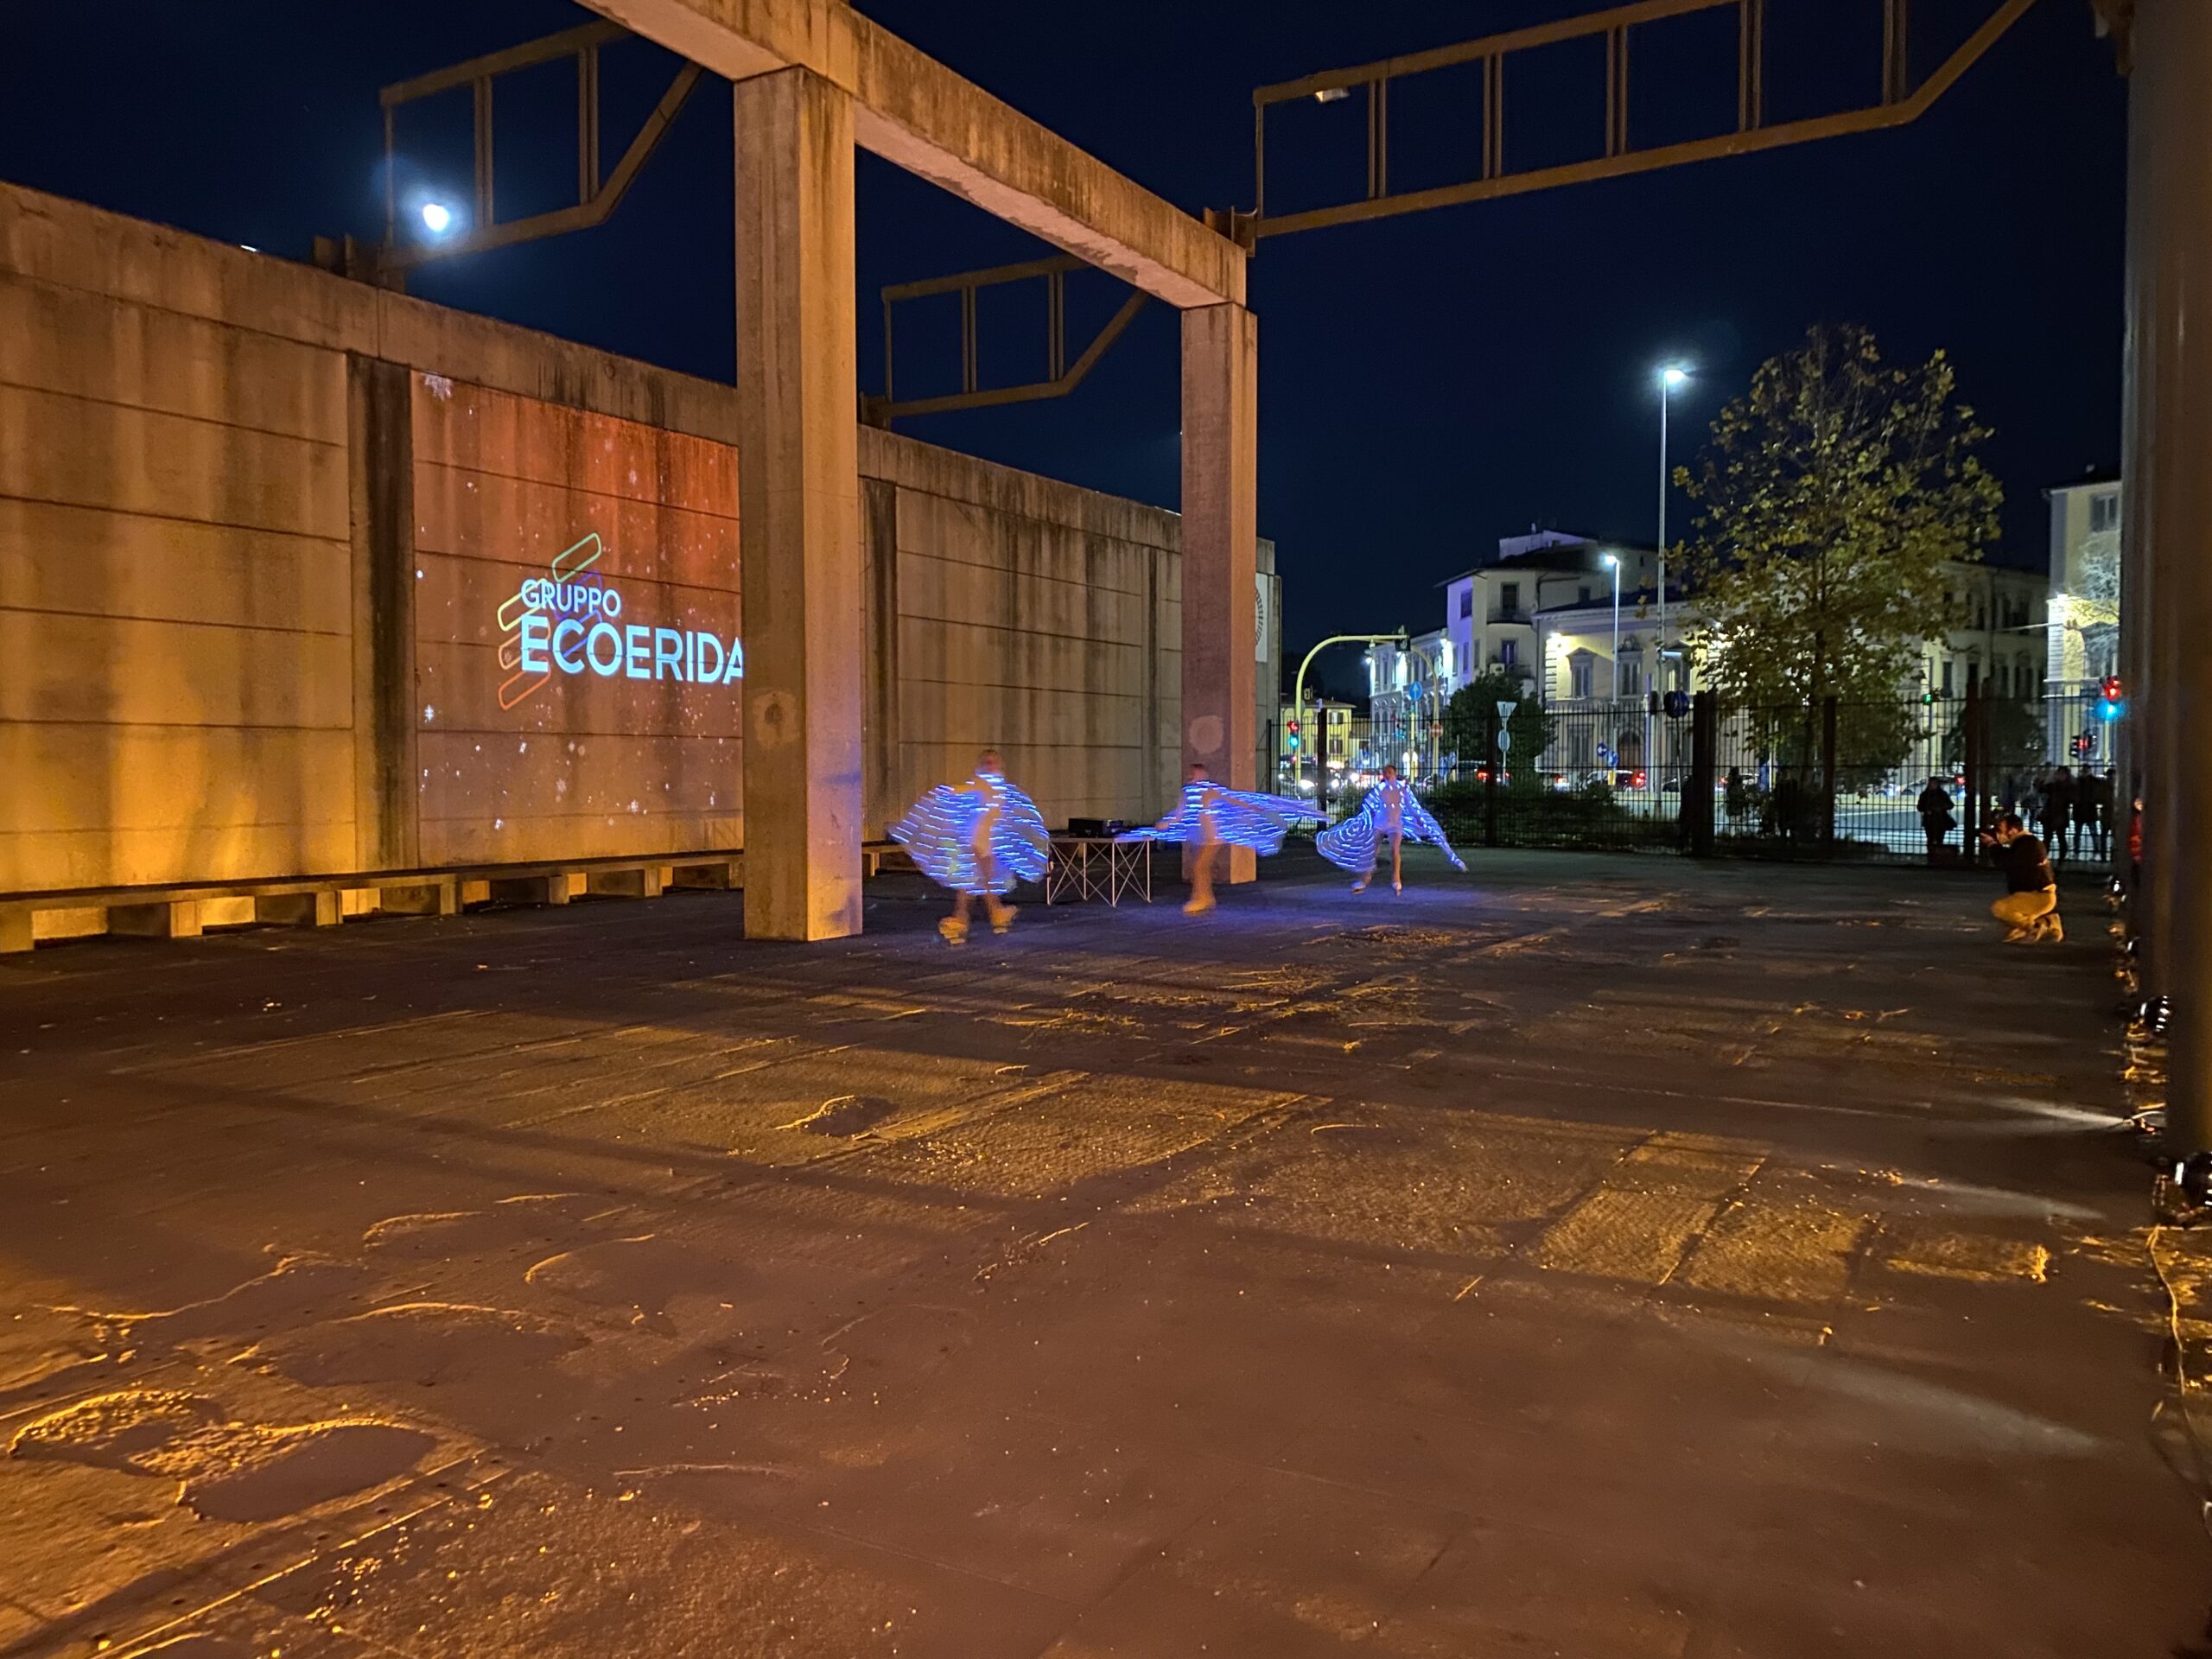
0;181;1277;898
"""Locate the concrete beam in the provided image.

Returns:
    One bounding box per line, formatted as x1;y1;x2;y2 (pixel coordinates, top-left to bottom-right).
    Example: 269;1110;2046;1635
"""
578;0;1244;309
736;67;865;941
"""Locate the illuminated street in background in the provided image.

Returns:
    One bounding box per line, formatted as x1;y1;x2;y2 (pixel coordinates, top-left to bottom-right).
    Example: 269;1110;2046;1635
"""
0;853;2201;1656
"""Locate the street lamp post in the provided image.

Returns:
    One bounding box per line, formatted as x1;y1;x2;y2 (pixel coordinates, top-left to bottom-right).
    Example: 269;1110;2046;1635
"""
1294;631;1408;809
1656;364;1688;684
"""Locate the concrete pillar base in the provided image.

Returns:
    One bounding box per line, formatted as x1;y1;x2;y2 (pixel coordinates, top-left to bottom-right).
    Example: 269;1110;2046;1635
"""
255;892;341;929
110;900;201;940
587;867;667;899
379;879;460;917
489;875;569;907
670;859;742;891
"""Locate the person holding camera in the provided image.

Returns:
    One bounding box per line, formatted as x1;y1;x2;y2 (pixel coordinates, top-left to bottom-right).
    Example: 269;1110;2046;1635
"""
1980;812;2061;944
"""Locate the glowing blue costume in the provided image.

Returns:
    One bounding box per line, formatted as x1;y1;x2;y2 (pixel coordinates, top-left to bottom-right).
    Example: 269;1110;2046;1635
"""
892;770;1050;894
1318;779;1465;875
1121;782;1319;856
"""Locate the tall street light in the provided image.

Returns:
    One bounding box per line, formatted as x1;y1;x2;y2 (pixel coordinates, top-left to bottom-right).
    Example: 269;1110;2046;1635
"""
1601;552;1621;702
1656;364;1690;685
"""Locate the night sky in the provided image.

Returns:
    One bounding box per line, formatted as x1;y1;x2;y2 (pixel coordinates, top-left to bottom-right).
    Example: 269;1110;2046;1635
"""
0;2;2126;688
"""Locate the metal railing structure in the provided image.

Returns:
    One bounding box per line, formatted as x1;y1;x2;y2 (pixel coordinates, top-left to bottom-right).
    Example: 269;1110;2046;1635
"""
1414;687;2120;868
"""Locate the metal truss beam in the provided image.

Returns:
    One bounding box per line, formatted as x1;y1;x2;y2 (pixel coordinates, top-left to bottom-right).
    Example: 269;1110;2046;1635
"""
1250;0;2038;240
377;22;702;278
864;254;1149;425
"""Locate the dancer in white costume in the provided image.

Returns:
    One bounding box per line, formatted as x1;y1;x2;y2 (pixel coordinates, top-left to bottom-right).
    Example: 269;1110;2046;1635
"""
890;750;1050;944
1122;764;1317;915
1316;765;1465;893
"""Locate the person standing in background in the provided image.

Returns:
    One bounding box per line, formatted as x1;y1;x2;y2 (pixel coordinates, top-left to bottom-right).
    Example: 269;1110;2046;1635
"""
2038;766;2075;864
1916;776;1956;867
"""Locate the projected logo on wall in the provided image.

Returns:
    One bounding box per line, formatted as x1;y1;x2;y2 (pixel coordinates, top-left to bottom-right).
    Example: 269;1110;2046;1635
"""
496;533;745;712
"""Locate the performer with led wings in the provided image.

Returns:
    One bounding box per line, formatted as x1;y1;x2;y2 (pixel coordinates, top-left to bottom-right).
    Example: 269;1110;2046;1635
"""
891;749;1051;944
1121;763;1318;914
1317;764;1465;893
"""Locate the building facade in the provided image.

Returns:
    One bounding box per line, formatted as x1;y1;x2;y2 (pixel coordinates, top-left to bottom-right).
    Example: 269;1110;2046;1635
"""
2044;474;2121;694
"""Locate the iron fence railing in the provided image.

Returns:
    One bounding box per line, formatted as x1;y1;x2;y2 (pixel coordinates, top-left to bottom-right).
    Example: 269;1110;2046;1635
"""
1398;689;2121;868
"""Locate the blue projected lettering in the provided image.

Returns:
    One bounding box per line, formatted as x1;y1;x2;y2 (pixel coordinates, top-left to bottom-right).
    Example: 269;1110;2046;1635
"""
585;621;624;677
509;568;743;690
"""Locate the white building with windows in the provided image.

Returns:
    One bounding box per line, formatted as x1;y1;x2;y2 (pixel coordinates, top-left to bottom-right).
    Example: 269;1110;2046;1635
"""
1441;531;1669;702
1363;627;1454;776
2044;474;2120;695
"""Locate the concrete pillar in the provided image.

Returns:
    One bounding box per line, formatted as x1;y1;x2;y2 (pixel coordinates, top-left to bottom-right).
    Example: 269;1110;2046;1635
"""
2128;0;2212;1153
735;67;864;940
254;891;341;929
1180;302;1260;881
109;900;202;940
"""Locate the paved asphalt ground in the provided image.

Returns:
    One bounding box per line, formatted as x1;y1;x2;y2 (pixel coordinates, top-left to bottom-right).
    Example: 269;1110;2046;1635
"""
0;849;2205;1657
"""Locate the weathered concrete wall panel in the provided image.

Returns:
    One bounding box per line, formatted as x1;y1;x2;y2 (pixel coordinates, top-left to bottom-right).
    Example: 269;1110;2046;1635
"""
409;378;745;868
0;181;1276;896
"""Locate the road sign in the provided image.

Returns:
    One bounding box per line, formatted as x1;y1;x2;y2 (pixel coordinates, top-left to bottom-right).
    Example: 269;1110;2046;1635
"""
1497;731;1512;754
1496;700;1517;721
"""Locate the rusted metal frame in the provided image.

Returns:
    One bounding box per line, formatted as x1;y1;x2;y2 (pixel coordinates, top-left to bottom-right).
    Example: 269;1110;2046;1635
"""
1484;54;1503;178
1253;0;1723;106
378;59;702;274
379;20;626;108
578;43;601;199
1254;0;2036;240
1883;0;1912;104
1254;101;1268;219
874;289;1147;423
1367;76;1389;199
1739;0;1765;130
473;78;495;225
880;251;1084;302
383;105;397;243
1047;268;1067;379
1606;26;1631;157
959;284;979;393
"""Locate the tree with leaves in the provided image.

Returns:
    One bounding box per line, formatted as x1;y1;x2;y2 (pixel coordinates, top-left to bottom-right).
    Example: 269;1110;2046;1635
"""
1677;324;2002;770
1443;672;1554;787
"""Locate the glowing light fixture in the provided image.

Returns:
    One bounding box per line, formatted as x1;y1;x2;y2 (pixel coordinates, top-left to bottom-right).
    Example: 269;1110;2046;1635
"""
420;201;455;235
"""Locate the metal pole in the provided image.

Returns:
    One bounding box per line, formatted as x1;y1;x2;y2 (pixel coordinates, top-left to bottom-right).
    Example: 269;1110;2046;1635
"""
1294;632;1407;802
1658;381;1670;677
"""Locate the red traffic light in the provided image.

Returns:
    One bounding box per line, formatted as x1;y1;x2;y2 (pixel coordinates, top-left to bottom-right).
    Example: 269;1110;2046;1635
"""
2101;675;2125;702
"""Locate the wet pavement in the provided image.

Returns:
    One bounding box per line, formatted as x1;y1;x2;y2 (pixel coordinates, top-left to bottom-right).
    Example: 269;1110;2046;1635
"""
0;849;2203;1657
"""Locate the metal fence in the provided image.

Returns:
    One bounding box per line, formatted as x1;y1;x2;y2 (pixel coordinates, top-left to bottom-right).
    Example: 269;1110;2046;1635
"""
1409;689;2120;868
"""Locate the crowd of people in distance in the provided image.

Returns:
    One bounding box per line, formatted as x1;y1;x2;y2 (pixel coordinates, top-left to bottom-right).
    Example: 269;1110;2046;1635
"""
1916;765;2115;869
